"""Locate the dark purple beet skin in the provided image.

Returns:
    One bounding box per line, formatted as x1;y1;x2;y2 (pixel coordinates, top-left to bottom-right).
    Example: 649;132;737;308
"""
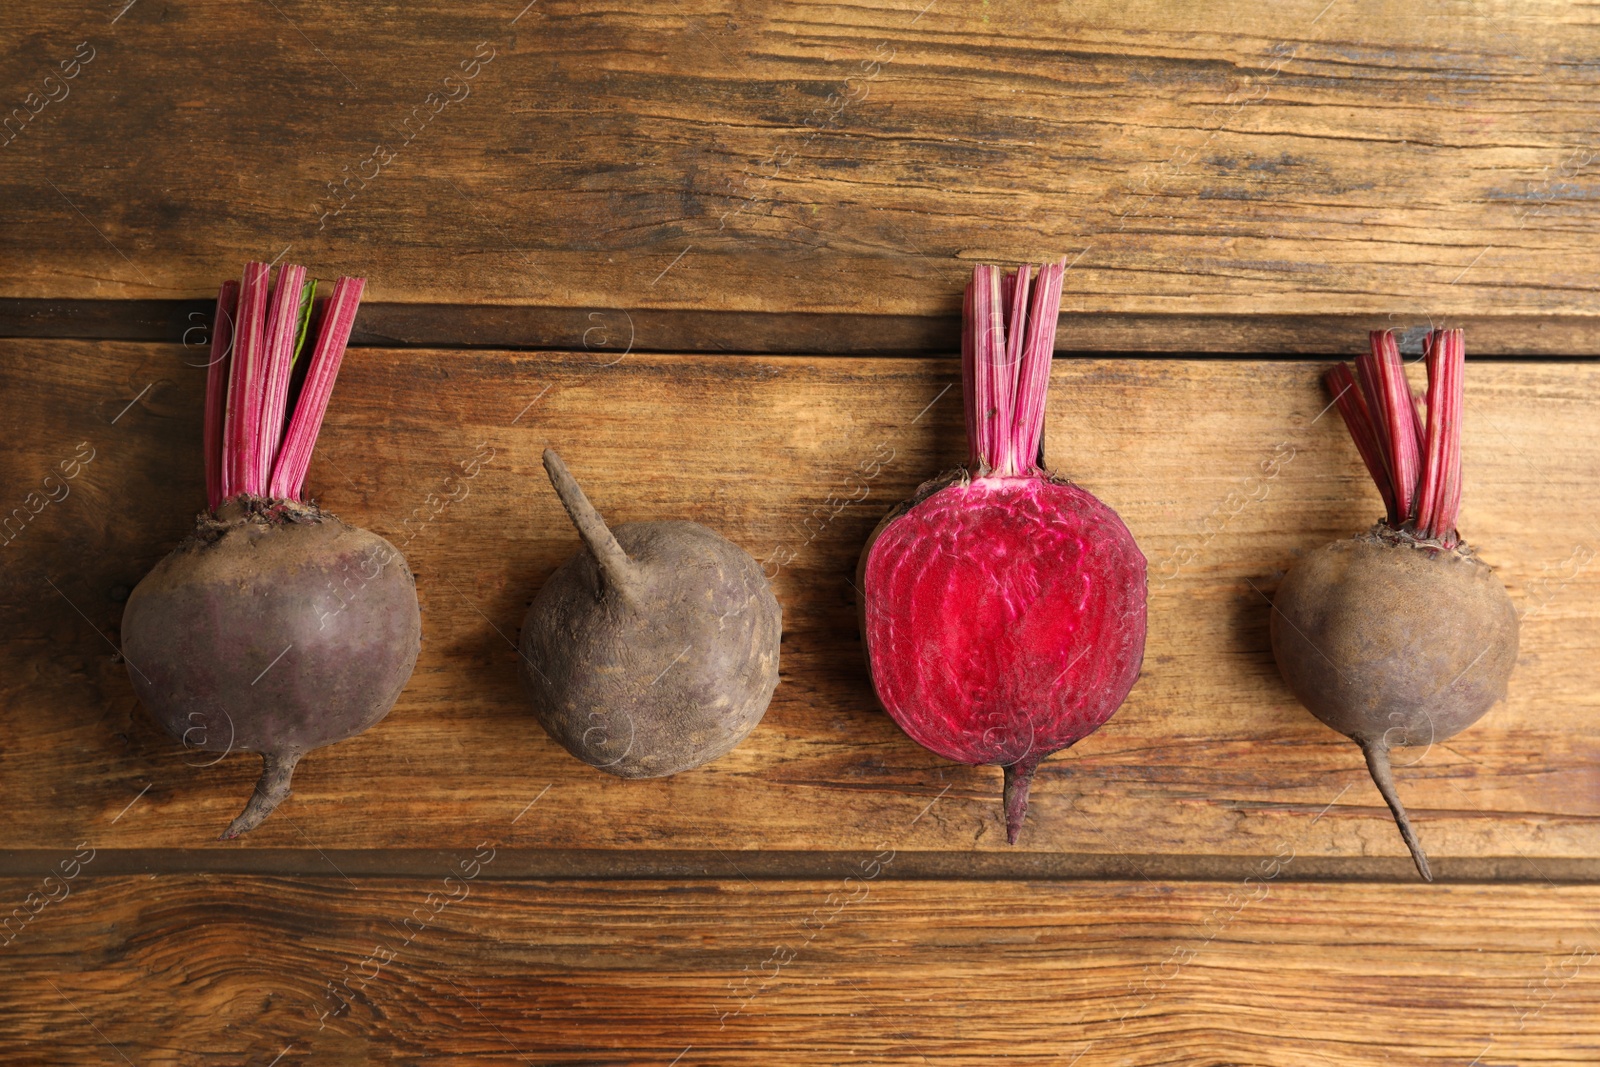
124;499;420;838
519;450;782;778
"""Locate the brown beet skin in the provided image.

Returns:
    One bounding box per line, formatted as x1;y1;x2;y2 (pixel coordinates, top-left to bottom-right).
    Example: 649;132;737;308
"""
1271;531;1518;878
519;451;781;778
123;503;420;837
1272;534;1518;746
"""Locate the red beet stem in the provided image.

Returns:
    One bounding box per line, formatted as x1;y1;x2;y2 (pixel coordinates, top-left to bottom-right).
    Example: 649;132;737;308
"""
969;265;1004;471
1407;385;1427;460
1324;363;1397;523
1415;329;1465;545
960;279;977;459
268;276;365;501
1349;332;1420;525
963;259;1067;476
1329;329;1462;535
222;262;271;499
257;264;308;488
1367;331;1421;523
203;281;239;511
994;263;1031;461
1011;261;1065;471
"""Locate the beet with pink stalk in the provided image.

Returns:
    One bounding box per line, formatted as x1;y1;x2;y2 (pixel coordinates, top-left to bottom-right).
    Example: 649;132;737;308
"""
122;263;420;839
1271;330;1518;880
857;260;1148;843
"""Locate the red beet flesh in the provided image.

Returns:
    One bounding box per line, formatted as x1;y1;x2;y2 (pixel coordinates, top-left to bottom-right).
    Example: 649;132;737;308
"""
862;475;1145;840
859;262;1148;843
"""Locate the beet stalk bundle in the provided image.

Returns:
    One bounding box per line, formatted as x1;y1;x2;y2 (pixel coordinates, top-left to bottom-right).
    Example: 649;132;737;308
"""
1271;329;1518;880
122;263;420;839
857;260;1148;843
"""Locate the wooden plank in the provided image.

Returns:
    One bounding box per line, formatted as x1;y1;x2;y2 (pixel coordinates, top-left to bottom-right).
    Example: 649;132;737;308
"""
2;875;1597;1065
2;342;1599;862
3;2;1600;343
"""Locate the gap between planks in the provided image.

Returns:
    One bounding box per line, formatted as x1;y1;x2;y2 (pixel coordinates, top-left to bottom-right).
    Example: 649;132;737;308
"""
5;300;1600;356
0;849;1596;884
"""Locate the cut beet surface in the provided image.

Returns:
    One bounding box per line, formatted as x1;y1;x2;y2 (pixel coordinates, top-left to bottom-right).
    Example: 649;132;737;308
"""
864;477;1143;764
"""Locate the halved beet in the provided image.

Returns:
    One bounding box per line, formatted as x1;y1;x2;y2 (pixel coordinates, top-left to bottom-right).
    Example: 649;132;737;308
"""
858;262;1147;842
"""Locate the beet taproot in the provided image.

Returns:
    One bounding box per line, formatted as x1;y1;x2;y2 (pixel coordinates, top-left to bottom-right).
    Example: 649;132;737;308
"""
122;264;420;838
519;450;781;777
1271;329;1518;880
858;261;1148;843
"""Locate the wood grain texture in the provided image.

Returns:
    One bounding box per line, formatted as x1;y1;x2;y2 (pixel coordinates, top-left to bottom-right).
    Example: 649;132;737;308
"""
2;875;1598;1066
3;1;1600;344
2;341;1598;864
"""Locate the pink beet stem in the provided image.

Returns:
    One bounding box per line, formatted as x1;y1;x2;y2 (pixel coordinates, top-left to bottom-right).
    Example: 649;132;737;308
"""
968;265;1004;471
993;264;1032;467
1325;363;1398;524
203;281;239;510
960;278;977;461
222;262;271;499
1415;329;1465;545
257;264;307;489
1408;387;1427;458
1351;348;1391;509
1439;339;1464;543
962;260;1067;476
1009;259;1065;472
1369;331;1421;522
1330;329;1467;545
1347;332;1422;527
268;276;365;501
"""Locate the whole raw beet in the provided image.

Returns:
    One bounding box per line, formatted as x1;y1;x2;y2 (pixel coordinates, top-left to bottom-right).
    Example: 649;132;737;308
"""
1273;533;1518;749
520;451;781;777
124;501;420;837
1271;329;1519;880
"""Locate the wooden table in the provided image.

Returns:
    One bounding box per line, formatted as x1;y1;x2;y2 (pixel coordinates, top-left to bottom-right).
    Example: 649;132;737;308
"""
3;2;1599;1063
